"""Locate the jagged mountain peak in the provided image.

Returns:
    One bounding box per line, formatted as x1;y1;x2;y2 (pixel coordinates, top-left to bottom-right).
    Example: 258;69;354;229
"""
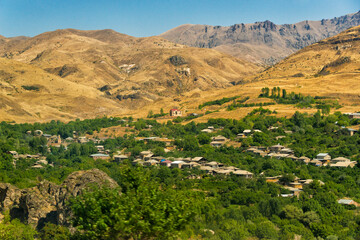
160;11;360;65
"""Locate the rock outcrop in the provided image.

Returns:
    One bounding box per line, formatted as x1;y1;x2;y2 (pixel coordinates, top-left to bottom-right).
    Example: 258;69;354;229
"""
0;169;119;229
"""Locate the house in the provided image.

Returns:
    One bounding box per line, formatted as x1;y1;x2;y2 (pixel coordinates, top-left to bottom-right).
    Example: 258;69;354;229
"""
237;133;246;138
96;145;105;152
113;155;129;162
345;113;360;119
160;160;172;167
298;156;310;164
223;166;237;171
205;161;223;168
247;147;258;153
283;186;302;197
182;162;200;169
78;137;88;144
268;126;279;131
267;152;289;159
132;159;145;166
232;170;253;178
331;157;350;163
316;153;331;164
310;159;323;166
36;159;48;165
171;160;185;169
330;157;357;168
32;164;44;169
200;166;214;174
192;157;206;163
299;179;325;186
201;129;213;133
280;148;294;155
8;151;19;159
269;144;285;153
247;147;267;157
90;153;110;160
338;199;360;207
289;182;303;189
286;155;298;160
266;176;281;183
280;194;294;198
346;128;358;136
211;135;227;142
143;160;159;166
210;141;224;147
213;169;233;175
257;146;268;151
243;129;252;136
170;109;182;117
140;151;153;159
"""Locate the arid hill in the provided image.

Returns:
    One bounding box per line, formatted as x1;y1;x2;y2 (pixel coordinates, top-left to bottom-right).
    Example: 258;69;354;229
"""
0;57;126;122
147;26;360;122
0;29;261;122
256;25;360;79
160;11;360;65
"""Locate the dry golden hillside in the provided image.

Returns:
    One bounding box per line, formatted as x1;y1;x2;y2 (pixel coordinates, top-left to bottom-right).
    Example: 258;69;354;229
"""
0;57;127;122
137;26;360;122
256;25;360;79
0;29;261;122
0;29;260;96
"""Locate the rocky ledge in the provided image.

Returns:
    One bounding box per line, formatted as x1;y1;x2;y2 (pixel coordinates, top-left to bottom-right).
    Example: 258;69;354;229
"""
0;169;118;229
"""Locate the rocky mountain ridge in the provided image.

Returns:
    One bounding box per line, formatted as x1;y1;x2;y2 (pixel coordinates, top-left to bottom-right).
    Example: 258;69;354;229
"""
160;11;360;65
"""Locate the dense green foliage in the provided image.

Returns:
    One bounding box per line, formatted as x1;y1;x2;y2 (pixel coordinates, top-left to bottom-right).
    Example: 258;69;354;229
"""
1;111;360;239
198;96;240;109
21;85;40;91
259;87;342;112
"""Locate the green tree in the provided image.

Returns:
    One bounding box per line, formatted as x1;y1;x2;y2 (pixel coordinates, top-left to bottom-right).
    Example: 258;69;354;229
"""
0;213;36;240
197;133;211;145
40;223;70;240
70;186;195;240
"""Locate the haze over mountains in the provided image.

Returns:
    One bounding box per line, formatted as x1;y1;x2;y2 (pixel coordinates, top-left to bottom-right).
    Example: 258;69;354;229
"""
160;11;360;65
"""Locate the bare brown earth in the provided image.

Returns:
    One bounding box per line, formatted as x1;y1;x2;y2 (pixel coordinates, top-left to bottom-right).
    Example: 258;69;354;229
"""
0;29;260;123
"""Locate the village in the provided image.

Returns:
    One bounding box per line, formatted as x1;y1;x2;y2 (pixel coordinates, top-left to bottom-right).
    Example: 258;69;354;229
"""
6;110;360;204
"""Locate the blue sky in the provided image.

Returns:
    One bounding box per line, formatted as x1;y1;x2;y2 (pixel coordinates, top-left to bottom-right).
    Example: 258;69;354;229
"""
0;0;359;37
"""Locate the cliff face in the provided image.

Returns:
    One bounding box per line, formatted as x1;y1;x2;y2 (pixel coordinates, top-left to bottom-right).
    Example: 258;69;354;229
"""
0;169;118;229
160;11;360;65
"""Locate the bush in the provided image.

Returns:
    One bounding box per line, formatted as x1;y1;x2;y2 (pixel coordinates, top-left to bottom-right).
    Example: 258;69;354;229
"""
21;85;40;91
